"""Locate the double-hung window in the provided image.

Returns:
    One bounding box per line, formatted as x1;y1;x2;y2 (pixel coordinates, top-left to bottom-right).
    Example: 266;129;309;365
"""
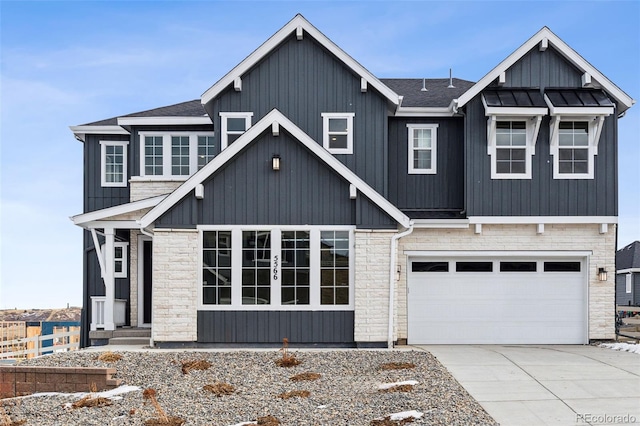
220;112;253;150
495;121;527;174
322;113;354;154
200;227;353;309
139;132;215;178
100;141;128;187
407;124;438;174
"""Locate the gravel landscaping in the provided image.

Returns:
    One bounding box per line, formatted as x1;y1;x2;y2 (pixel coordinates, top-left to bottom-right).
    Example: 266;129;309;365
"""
1;349;497;425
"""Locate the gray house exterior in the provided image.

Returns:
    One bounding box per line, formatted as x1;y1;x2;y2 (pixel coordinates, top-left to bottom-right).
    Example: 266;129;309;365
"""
71;15;634;347
616;241;640;306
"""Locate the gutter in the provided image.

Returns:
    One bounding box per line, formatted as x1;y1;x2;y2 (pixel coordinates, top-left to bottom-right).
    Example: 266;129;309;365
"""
388;221;415;349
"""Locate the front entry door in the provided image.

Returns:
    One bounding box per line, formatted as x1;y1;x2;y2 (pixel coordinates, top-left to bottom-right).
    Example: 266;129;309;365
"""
138;236;153;327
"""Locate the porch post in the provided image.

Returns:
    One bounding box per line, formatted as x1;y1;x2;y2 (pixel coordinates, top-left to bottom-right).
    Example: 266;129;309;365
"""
103;227;116;330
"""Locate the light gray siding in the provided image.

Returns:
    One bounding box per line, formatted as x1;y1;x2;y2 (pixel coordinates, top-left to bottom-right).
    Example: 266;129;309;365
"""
204;34;392;195
197;311;354;344
388;117;464;211
155;130;396;228
616;273;640;306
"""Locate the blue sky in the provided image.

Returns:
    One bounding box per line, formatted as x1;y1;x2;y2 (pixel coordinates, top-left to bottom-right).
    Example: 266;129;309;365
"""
1;1;638;309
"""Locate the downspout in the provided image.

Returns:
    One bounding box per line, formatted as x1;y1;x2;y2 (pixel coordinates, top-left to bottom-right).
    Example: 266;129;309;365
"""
388;221;414;349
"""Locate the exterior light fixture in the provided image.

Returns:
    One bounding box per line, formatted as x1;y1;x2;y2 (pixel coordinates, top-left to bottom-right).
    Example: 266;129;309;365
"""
598;267;607;281
272;155;280;171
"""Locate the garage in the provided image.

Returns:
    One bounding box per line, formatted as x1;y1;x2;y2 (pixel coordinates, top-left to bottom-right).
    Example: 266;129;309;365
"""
407;255;588;344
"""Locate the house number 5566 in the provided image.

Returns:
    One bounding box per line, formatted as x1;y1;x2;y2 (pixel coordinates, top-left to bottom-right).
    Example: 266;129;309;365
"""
273;255;279;280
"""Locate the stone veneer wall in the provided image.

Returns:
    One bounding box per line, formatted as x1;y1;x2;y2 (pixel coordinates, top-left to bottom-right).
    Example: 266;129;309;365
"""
395;224;616;341
151;229;199;342
130;180;183;202
353;230;395;343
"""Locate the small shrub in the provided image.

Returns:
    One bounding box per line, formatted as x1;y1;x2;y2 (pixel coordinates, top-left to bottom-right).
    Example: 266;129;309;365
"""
203;383;235;397
142;388;185;425
277;390;310;399
275;338;301;367
378;362;415;371
289;372;321;381
180;359;211;374
378;384;414;393
97;351;122;362
257;415;280;426
71;395;113;409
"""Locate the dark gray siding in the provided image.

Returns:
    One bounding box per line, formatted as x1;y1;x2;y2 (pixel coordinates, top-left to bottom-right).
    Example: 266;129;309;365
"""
130;125;214;177
84;134;130;212
464;97;617;216
616;273;640;306
502;46;582;88
155;129;396;228
388;117;464;211
196;311;354;343
204;34;391;195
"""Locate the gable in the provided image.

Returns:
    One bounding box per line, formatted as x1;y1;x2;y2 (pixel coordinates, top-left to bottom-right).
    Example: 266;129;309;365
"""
501;46;582;89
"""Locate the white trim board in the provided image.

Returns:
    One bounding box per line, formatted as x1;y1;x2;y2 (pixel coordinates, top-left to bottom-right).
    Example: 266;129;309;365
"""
71;195;168;227
454;27;635;113
117;116;212;126
70;125;130;142
201;14;399;106
617;268;640;274
468;216;617;224
140;108;411;229
404;250;592;257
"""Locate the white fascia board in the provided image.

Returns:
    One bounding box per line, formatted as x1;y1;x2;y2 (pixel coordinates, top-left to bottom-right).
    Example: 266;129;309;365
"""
617;268;640;274
413;219;470;229
83;220;141;229
140;109;410;229
468;216;617;224
117;116;212;126
456;27;635;112
71;195;168;227
69;125;130;142
546;105;614;117
200;14;400;106
404;250;592;257
394;107;455;117
484;106;548;116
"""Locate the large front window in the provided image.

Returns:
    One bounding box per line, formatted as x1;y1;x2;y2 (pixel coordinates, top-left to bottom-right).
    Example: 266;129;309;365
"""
139;132;215;178
200;227;353;309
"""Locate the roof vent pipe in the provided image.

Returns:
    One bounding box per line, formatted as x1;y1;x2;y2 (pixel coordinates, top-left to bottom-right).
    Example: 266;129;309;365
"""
420;78;428;92
448;69;455;88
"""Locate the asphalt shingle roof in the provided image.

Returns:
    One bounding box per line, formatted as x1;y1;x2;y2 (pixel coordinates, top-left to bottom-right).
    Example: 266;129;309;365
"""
81;100;205;126
617;241;640;270
381;78;475;108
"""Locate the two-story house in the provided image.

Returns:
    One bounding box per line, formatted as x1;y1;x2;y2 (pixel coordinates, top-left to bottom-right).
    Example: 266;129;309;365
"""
71;15;634;347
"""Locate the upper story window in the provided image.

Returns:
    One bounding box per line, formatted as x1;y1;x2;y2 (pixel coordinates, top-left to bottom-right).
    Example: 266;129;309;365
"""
407;124;438;174
139;132;215;179
322;113;354;154
220;112;253;150
100;141;128;187
486;115;543;180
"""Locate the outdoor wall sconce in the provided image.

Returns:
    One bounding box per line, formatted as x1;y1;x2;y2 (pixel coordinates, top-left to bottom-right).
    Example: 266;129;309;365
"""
272;155;281;171
598;267;607;281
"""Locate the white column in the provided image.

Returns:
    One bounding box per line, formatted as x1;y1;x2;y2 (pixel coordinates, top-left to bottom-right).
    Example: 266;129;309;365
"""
103;227;116;330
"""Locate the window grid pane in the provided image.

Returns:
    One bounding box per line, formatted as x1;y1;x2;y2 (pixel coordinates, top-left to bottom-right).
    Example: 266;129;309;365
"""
242;231;271;305
320;231;349;305
171;136;190;176
411;128;433;171
496;148;526;174
105;145;124;183
144;136;163;175
281;231;311;305
202;231;232;305
197;136;216;169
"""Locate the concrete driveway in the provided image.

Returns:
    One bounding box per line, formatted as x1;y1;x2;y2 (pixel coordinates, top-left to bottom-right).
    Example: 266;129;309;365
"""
414;345;640;426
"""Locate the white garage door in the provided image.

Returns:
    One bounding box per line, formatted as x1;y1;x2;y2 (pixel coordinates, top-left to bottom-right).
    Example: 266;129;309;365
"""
407;257;588;344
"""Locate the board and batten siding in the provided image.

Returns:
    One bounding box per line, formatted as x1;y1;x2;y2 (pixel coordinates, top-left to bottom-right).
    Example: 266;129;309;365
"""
205;33;391;195
197;311;354;344
502;45;583;88
387;117;464;211
464;102;617;217
616;273;640;306
155;130;397;228
84;134;130;212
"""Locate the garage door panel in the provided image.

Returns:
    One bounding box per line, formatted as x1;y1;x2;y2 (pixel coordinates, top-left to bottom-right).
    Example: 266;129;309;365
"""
407;257;587;344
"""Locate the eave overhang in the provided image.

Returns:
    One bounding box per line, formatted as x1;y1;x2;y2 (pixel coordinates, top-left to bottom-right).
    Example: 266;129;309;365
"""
140;109;410;229
69;125;130;143
116;116;212;126
200;14;400;107
71;195;168;228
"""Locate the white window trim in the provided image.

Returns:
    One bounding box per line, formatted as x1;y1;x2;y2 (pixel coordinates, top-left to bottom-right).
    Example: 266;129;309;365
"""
548;115;605;180
626;273;632;294
322;113;354;154
101;242;128;278
100;141;128;187
486;114;543;180
219;112;253;150
406;124;438;174
198;225;355;311
138;131;215;179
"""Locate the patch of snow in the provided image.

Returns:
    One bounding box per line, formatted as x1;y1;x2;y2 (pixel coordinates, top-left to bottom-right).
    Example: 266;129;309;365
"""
600;343;640;354
228;422;256;426
378;380;418;390
317;405;327;409
373;410;424;422
26;385;141;400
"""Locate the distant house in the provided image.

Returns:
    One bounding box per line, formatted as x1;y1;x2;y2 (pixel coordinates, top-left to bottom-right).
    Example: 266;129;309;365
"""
616;241;640;306
70;15;635;347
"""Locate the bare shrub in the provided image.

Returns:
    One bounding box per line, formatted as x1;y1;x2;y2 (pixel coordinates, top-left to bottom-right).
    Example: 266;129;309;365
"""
70;382;112;409
0;405;26;426
180;359;211;374
142;388;185;426
257;415;280;425
277;390;310;399
289;372;321;381
275;338;301;367
203;383;235;397
378;384;414;393
378;362;415;371
370;416;415;425
97;351;122;362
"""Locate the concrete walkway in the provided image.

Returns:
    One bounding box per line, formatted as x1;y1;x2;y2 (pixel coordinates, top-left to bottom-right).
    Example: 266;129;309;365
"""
415;345;640;426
